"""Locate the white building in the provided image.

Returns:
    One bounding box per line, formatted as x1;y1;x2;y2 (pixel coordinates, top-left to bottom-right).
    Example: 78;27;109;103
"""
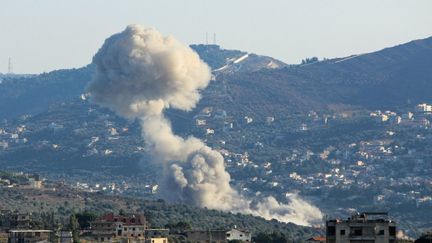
196;119;206;126
226;228;252;242
244;116;253;124
416;103;432;112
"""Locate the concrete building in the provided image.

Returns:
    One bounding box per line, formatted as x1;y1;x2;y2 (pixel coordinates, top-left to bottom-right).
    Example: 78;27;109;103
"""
0;233;7;243
416;103;432;113
28;178;43;189
326;212;396;243
0;211;31;229
8;229;53;243
226;228;251;242
90;213;148;242
58;231;73;243
148;238;168;243
415;231;432;243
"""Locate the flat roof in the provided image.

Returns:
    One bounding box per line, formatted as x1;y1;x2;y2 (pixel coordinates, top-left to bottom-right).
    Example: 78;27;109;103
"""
9;230;52;233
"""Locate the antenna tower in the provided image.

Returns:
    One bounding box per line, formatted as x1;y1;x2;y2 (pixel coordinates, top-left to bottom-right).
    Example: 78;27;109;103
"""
8;57;13;74
213;33;216;45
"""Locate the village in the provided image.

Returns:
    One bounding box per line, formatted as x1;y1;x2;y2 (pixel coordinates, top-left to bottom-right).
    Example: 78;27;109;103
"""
0;102;431;236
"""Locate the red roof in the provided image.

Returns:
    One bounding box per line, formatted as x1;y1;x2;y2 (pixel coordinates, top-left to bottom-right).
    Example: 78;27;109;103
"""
307;236;326;242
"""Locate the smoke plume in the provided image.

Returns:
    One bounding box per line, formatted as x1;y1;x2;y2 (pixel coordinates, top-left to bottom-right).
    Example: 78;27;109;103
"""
87;24;322;226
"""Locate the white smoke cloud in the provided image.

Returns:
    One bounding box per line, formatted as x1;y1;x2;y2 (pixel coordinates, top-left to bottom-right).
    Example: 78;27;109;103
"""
87;24;323;226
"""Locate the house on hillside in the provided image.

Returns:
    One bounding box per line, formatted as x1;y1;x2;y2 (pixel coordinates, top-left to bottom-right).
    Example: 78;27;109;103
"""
88;212;149;242
226;228;251;242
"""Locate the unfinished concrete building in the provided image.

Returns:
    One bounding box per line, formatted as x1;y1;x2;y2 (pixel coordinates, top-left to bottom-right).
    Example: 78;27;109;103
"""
326;212;396;243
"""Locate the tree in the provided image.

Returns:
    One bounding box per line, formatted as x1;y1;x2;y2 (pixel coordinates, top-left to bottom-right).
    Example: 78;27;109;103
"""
119;209;127;216
69;214;80;243
75;211;97;229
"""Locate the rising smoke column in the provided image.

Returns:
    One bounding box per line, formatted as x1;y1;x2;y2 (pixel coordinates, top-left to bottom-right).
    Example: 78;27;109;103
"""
87;24;323;226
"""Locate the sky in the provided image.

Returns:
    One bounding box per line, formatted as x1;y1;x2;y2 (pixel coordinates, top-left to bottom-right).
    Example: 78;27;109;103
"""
1;0;432;74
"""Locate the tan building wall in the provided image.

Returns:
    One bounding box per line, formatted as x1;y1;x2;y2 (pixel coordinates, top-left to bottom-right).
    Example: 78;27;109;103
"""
149;237;168;243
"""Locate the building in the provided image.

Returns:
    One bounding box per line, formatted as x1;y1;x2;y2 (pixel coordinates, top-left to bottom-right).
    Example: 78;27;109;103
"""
8;229;53;243
195;119;206;126
0;233;7;243
415;231;432;243
0;211;31;229
28;178;43;189
326;212;396;243
185;228;251;243
416;103;432;113
266;116;275;125
90;213;148;242
226;228;251;242
58;231;73;243
306;236;326;243
148;238;168;243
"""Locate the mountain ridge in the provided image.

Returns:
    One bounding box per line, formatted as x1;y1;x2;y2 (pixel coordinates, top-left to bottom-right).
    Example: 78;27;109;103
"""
0;36;431;119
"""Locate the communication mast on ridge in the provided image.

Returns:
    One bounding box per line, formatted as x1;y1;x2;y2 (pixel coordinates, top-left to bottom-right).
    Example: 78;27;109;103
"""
213;33;216;45
206;32;209;45
8;57;13;74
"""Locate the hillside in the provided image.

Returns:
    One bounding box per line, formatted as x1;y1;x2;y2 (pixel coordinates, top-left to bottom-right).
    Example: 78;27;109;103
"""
223;36;432;115
0;67;92;119
1;38;432;237
0;184;318;241
1;37;430;120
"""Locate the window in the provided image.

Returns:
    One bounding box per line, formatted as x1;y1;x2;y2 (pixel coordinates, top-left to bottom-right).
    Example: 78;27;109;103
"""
389;226;396;236
352;228;362;236
327;226;336;236
340;230;345;235
378;230;385;235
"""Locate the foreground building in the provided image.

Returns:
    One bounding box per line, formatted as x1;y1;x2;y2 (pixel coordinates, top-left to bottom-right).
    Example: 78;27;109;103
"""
87;212;170;243
415;231;432;243
185;228;251;243
8;229;53;243
326;212;396;243
90;213;148;242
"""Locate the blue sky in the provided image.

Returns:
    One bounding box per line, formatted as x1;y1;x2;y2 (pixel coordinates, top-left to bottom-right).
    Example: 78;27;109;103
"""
1;0;432;73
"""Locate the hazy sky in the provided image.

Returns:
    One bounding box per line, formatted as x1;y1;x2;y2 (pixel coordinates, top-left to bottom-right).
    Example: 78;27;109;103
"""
1;0;431;74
